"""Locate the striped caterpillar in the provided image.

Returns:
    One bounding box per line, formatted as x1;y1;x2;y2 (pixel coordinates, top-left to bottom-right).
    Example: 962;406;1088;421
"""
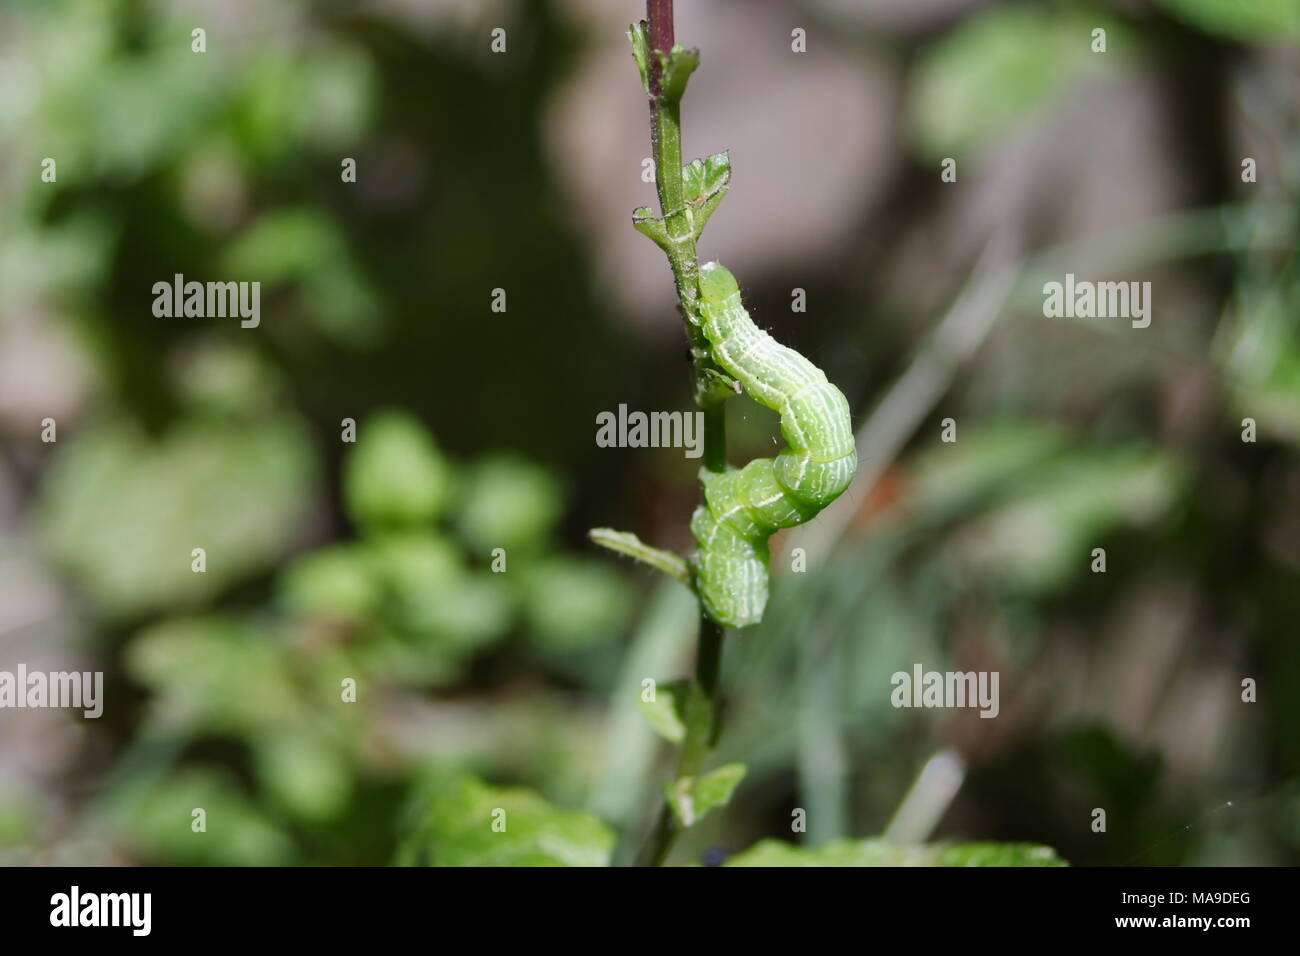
691;262;856;627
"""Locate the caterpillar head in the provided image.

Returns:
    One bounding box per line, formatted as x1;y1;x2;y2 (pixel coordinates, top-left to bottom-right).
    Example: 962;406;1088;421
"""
698;261;740;304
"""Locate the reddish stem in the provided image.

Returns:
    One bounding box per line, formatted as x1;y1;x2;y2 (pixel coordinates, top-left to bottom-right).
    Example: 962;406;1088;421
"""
646;0;673;95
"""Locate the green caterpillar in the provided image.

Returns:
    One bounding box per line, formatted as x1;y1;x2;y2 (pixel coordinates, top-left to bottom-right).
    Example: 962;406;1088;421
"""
691;262;857;627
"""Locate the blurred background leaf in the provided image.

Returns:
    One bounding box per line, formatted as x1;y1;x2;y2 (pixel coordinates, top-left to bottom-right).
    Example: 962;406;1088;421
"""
37;415;316;618
397;772;614;867
0;0;1296;868
725;838;1066;867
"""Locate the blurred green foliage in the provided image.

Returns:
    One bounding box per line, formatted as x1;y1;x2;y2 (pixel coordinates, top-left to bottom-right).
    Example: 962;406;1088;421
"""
1;0;1297;868
910;6;1131;160
1157;0;1300;42
39;415;316;617
71;411;632;864
725;839;1066;868
397;772;615;867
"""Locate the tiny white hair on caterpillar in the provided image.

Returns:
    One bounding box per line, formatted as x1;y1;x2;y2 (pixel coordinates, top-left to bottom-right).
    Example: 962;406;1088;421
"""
692;261;856;627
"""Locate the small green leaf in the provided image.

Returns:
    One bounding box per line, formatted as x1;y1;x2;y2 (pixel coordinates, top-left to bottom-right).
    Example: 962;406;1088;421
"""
666;762;746;828
637;679;690;744
681;150;731;238
695;763;746;816
657;45;700;103
725;837;1067;867
633;207;670;251
629;24;699;104
588;527;690;584
627;21;651;95
681;151;730;206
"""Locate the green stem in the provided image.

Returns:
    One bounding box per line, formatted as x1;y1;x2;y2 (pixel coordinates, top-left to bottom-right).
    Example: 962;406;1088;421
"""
649;64;717;406
636;616;723;867
632;0;730;867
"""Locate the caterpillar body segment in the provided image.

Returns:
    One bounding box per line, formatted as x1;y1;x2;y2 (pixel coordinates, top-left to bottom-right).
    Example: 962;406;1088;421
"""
691;261;857;627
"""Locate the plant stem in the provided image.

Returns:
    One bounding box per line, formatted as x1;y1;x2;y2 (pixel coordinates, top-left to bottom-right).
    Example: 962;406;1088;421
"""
635;619;722;866
646;0;674;94
632;0;730;867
